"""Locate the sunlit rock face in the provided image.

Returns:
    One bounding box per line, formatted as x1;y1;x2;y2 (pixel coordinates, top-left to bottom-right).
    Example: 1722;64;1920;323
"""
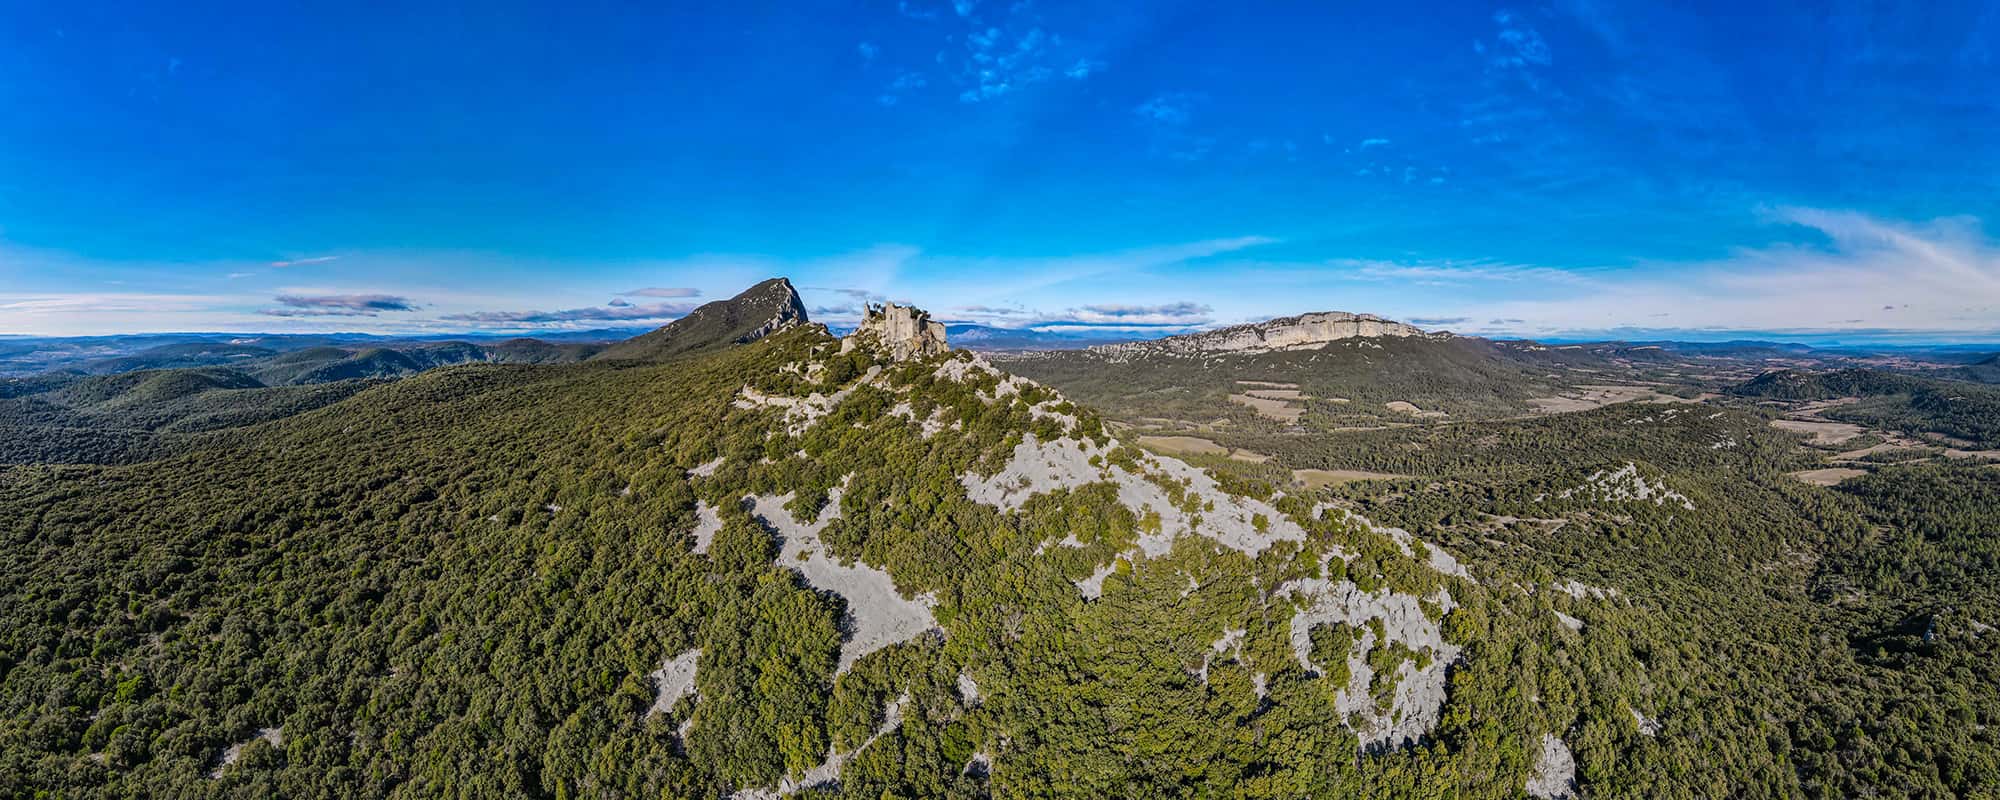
843;302;949;360
1088;311;1440;357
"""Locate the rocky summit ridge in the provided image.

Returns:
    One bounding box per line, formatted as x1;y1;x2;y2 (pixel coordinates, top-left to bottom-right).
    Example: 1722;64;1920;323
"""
841;301;949;361
1087;311;1442;357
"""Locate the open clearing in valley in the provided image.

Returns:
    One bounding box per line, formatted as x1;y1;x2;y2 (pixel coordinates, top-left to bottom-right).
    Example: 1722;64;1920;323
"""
1771;419;1868;446
1528;383;1697;413
1229;380;1309;422
1832;441;1917;460
1294;469;1409;488
1229;393;1304;422
1136;434;1272;466
1138;434;1273;465
1137;435;1229;456
1385;400;1448;418
1788;467;1868;486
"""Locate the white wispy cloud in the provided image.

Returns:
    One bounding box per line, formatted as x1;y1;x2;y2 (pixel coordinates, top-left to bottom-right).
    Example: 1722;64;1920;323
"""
1046;301;1213;327
1133;92;1216;160
1135;92;1197;126
1474;7;1559;109
806;286;888;303
1334;258;1598;287
1439;208;2000;336
261;293;420;317
879;71;930;105
619;287;702;298
0;293;231;315
946;300;1213;330
933;2;1100;104
954;304;1029;315
269;255;339;268
441;301;699;325
896;1;939;21
923;236;1276;301
958;25;1053;102
1493;10;1552;66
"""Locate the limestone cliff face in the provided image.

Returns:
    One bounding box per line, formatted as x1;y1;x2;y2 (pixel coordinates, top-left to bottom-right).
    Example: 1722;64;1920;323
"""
1089;311;1439;357
842;302;949;360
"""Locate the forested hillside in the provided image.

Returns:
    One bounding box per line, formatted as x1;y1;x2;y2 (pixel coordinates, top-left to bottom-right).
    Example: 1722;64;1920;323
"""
1945;353;2000;384
0;340;605;466
1734;368;2000;448
2;293;1995;799
0;332;616;380
994;335;1614;425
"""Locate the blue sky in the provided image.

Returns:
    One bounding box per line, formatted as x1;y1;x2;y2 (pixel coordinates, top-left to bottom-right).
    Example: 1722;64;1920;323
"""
2;0;1997;340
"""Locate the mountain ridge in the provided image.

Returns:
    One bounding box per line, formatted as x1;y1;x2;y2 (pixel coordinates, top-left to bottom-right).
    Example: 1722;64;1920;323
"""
1086;311;1441;357
592;277;810;361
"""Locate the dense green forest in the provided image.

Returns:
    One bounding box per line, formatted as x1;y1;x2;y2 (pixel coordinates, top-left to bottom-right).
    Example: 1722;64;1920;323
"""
2;318;1996;798
0;366;388;464
995;336;1596;424
1732;368;2000;448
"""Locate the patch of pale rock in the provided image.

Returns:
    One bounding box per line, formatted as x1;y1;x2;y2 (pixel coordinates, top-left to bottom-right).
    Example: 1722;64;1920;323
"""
961;433;1308;560
689;456;725;478
1525;733;1578;799
747;484;938;674
1548;462;1694;511
1629;707;1661;736
732;366;884;436
1277;557;1462;751
209;727;283;779
732;692;911;799
689;500;723;555
648;648;701;717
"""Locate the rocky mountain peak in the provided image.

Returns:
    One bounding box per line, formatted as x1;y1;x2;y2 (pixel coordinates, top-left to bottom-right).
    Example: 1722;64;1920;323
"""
592;277;809;361
842;301;949;360
734;277;811;341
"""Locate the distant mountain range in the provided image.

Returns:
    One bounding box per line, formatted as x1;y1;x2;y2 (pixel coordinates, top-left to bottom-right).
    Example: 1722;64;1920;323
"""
8;302;1994;382
0;328;648;377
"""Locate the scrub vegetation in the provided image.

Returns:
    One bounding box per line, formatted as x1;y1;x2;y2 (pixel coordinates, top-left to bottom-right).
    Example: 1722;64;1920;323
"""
2;307;1996;799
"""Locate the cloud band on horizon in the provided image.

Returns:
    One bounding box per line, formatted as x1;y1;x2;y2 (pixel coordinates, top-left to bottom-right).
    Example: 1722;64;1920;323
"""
442;301;700;325
259;294;418;317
